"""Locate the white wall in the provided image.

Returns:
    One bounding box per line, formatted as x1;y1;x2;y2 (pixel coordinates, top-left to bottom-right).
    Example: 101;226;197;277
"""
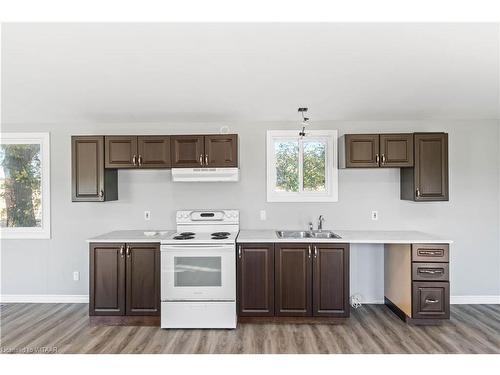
1;120;499;302
1;23;500;302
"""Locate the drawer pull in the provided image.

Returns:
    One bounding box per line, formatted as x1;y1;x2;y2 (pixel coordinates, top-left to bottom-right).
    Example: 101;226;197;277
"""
425;298;439;304
418;250;442;256
418;268;444;275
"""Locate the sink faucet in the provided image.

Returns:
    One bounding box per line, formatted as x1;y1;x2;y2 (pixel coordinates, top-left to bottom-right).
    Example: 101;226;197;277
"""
318;215;325;232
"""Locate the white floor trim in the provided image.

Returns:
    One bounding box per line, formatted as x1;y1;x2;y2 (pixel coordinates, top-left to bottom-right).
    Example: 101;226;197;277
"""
0;294;89;303
450;295;500;304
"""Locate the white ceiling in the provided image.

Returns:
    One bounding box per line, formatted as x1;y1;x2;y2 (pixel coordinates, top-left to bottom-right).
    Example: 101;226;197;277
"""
2;23;499;123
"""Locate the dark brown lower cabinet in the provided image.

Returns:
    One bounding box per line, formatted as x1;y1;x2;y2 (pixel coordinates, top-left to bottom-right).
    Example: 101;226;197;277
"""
126;243;161;315
237;243;274;316
239;242;350;319
89;242;160;316
385;243;450;324
89;243;126;316
275;244;312;316
312;244;349;317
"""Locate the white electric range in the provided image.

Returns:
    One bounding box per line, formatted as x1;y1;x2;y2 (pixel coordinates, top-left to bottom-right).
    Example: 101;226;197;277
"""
160;209;239;329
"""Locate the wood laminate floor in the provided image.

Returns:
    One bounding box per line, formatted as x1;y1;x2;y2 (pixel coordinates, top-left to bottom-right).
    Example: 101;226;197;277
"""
0;303;499;354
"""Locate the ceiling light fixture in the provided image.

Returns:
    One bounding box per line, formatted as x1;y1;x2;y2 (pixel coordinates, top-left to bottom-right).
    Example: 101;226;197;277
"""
298;107;309;137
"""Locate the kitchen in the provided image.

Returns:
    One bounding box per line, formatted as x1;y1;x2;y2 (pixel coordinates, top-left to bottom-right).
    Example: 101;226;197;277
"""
1;16;499;372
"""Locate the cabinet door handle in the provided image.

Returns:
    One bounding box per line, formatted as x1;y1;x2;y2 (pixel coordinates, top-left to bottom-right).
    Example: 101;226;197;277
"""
205;154;208;166
238;246;242;259
381;154;386;164
416;188;421;197
132;155;137;166
308;246;311;258
126;245;131;257
99;189;104;199
138;155;143;166
199;154;203;166
120;246;125;257
425;298;439;304
314;246;318;258
375;154;380;164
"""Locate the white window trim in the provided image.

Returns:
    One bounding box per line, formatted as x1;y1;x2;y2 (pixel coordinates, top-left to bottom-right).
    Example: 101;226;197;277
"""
266;130;338;202
0;133;51;239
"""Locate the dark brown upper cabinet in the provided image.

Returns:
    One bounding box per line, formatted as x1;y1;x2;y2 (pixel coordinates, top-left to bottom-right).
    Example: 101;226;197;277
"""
275;243;312;317
170;135;205;167
89;242;160;316
237;243;275;317
205;134;238;167
71;136;118;202
105;136;138;168
137;136;171;168
126;243;161;315
105;136;171;169
345;134;380;168
312;243;349;317
89;243;126;316
401;133;449;201
171;134;238;168
344;133;413;168
379;134;414;167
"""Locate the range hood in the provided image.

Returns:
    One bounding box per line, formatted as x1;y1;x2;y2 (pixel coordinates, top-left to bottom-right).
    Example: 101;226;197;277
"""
171;168;239;182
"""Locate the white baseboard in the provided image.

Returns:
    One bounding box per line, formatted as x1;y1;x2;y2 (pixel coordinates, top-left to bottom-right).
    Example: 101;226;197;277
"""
450;295;500;304
0;294;89;303
359;298;385;304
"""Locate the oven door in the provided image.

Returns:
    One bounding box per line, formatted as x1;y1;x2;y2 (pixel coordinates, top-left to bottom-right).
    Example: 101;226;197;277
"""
161;244;235;301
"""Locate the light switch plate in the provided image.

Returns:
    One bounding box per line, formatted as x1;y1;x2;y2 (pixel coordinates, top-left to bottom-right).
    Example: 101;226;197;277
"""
260;210;267;221
73;271;80;281
371;211;379;221
144;211;151;221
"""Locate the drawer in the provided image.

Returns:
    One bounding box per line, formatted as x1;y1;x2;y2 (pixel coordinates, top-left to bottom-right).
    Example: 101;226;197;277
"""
412;244;449;262
412;281;449;319
412;263;449;281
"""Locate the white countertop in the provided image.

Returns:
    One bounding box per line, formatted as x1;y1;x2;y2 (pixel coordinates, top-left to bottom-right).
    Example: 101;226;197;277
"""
87;230;175;243
236;230;452;244
88;229;452;244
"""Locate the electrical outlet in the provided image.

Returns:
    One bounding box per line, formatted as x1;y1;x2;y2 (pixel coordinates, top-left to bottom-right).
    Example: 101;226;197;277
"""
144;211;151;221
73;271;80;281
260;210;267;221
371;211;379;221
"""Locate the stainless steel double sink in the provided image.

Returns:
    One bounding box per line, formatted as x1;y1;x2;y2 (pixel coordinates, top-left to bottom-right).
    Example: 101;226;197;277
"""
276;230;341;239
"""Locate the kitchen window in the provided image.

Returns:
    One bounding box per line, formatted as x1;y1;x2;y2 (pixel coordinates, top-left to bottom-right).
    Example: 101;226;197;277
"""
266;130;338;202
0;133;51;239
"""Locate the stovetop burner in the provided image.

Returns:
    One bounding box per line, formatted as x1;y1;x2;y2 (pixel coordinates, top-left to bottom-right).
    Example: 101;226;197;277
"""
173;235;195;240
211;232;230;237
179;232;195;236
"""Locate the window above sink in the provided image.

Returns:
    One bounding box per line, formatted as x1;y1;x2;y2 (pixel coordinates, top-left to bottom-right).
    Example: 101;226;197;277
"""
266;130;338;202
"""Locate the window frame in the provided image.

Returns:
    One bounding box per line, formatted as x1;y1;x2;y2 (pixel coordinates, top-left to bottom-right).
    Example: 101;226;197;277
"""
266;130;338;202
0;132;51;239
